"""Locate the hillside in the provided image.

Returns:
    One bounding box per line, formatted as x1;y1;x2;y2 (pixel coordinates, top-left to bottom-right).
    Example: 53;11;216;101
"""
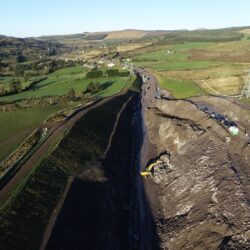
104;29;147;40
0;35;68;64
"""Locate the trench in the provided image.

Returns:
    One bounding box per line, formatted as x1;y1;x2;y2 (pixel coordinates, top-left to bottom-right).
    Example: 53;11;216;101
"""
45;93;160;250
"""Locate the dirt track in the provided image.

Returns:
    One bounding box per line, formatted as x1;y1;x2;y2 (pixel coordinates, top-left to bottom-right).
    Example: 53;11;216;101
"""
0;96;119;204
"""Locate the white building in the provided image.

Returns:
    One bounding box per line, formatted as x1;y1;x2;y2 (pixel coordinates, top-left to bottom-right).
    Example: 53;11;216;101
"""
107;62;115;68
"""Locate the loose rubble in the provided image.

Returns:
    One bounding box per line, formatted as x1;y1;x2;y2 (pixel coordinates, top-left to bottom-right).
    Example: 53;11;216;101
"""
144;98;250;249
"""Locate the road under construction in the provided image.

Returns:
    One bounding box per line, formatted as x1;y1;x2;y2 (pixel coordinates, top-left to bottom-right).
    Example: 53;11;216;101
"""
1;66;250;250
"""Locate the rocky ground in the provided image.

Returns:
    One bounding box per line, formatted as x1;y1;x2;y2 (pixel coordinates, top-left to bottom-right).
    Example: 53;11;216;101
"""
141;79;250;249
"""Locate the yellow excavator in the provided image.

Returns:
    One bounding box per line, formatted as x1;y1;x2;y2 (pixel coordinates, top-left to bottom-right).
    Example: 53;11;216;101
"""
140;160;162;177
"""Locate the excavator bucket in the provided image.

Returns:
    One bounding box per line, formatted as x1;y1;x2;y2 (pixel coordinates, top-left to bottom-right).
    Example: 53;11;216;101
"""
147;160;162;172
140;160;162;177
140;171;151;177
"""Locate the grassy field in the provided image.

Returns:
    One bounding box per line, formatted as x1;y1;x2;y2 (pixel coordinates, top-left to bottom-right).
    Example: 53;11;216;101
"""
133;42;221;71
116;42;151;52
0;66;132;163
132;41;250;98
0;86;139;250
0;75;46;91
0;66;130;102
0;105;70;162
156;73;205;98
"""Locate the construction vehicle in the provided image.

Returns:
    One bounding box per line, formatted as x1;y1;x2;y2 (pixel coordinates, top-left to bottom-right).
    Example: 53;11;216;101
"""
140;160;162;177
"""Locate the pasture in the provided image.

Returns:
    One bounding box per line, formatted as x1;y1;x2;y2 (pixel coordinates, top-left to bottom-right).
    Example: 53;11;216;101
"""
0;66;130;102
0;66;132;162
0;105;70;162
156;73;204;98
132;41;250;97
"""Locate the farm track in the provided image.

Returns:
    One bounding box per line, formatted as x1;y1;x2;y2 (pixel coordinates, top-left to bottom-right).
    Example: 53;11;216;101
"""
0;87;130;205
40;94;134;250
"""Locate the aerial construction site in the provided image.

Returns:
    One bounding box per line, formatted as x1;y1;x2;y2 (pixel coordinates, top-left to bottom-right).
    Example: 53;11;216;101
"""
1;1;250;249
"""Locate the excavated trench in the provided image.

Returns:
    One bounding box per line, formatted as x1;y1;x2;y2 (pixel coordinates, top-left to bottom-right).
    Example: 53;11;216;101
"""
46;94;160;250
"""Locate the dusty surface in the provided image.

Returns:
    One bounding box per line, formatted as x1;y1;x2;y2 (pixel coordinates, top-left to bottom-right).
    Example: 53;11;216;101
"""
140;71;250;249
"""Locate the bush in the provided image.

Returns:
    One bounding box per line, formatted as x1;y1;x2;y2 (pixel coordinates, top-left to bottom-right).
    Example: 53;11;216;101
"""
106;69;119;77
86;81;102;94
10;79;22;93
67;88;76;99
16;54;27;63
0;86;6;96
119;71;130;77
85;70;103;79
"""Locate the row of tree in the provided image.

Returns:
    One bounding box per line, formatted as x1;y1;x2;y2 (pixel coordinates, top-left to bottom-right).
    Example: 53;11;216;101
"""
0;79;22;96
86;69;129;79
66;81;101;100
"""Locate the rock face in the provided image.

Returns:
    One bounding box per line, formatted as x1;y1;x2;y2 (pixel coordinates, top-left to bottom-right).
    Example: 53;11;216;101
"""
144;98;250;250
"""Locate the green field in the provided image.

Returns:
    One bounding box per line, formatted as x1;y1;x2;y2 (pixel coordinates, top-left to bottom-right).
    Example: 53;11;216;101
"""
0;66;132;163
0;66;130;102
158;77;205;98
0;87;139;250
132;42;221;71
131;41;250;99
0;105;70;162
0;75;46;90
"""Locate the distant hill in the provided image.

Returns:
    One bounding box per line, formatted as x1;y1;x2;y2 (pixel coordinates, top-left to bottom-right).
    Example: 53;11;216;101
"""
34;26;250;44
3;25;249;48
37;33;88;41
0;35;68;64
104;29;147;40
238;28;250;35
35;29;171;42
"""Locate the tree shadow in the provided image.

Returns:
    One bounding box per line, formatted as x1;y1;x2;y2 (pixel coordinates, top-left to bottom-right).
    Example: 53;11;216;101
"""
101;80;115;90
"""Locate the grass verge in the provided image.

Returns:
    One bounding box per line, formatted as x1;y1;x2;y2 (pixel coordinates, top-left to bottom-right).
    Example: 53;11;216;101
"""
156;73;205;98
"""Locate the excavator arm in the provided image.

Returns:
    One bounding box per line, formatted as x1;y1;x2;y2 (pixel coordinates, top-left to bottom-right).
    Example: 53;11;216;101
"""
140;160;162;177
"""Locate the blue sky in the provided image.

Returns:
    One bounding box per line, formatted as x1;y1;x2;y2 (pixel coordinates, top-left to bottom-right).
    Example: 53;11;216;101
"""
1;0;250;37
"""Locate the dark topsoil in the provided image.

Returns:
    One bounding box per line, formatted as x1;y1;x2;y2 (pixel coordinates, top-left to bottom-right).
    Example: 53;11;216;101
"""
46;95;160;250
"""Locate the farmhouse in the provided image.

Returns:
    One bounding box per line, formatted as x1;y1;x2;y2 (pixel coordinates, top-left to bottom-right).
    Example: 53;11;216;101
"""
107;62;115;68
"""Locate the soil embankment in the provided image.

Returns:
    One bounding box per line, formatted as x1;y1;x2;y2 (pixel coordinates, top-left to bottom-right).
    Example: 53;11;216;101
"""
46;91;159;249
